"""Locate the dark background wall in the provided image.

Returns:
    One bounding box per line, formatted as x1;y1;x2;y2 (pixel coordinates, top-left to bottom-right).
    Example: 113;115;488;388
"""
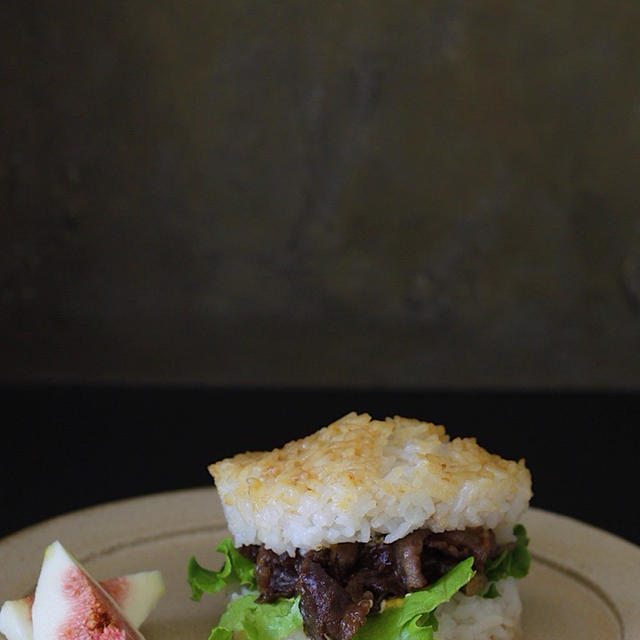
3;0;640;388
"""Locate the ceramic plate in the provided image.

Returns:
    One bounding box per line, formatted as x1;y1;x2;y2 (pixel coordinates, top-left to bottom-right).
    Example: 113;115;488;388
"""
1;487;638;640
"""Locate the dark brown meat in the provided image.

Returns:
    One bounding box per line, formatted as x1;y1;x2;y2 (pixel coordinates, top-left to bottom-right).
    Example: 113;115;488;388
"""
238;545;259;563
248;525;499;640
297;557;372;640
329;543;360;582
254;546;298;602
393;529;429;591
425;526;496;570
344;542;405;613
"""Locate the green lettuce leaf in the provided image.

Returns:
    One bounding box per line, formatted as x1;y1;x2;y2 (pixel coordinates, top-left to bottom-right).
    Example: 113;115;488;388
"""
482;583;501;599
352;556;475;640
188;538;257;601
200;556;475;640
484;524;531;583
192;532;526;640
209;593;303;640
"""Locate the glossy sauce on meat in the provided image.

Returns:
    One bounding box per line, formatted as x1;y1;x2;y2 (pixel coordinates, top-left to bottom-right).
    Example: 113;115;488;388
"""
238;526;498;640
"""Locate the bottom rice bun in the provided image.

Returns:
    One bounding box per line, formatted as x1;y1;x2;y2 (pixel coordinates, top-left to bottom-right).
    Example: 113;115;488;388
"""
188;413;533;640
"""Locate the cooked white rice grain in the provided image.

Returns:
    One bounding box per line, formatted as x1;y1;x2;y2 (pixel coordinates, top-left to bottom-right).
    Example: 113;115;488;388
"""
210;413;532;555
434;578;522;640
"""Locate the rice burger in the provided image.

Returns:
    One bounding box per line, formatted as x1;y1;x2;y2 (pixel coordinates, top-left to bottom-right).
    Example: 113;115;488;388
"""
188;412;533;640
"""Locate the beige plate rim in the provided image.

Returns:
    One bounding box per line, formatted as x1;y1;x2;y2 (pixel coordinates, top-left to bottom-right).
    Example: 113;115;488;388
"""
1;487;639;639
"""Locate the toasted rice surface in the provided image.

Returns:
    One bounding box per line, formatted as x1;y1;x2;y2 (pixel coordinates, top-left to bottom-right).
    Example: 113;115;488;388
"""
210;412;532;554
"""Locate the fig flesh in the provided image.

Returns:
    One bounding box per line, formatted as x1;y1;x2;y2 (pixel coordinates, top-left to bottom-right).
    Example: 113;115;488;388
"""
98;572;164;629
31;541;147;640
0;598;33;640
0;570;164;640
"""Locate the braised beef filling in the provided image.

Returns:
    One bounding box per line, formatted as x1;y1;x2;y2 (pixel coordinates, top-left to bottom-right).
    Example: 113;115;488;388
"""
238;527;500;640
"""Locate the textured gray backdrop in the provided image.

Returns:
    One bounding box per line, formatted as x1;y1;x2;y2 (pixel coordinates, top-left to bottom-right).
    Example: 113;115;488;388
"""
2;1;640;387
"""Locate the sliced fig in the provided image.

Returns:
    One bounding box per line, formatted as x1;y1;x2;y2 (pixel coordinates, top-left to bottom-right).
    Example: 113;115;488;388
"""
0;597;34;640
97;571;165;629
1;570;164;640
31;541;146;640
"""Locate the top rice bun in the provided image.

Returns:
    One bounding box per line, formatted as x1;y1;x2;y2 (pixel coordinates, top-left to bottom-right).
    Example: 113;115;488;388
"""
210;412;532;556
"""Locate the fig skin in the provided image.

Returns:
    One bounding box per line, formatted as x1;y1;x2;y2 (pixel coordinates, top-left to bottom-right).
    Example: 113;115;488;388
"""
31;541;147;640
1;570;164;640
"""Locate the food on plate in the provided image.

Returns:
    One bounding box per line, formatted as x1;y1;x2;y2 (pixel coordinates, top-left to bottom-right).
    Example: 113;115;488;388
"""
98;571;165;630
0;568;164;640
0;600;31;640
0;540;165;640
188;412;533;640
32;541;144;640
